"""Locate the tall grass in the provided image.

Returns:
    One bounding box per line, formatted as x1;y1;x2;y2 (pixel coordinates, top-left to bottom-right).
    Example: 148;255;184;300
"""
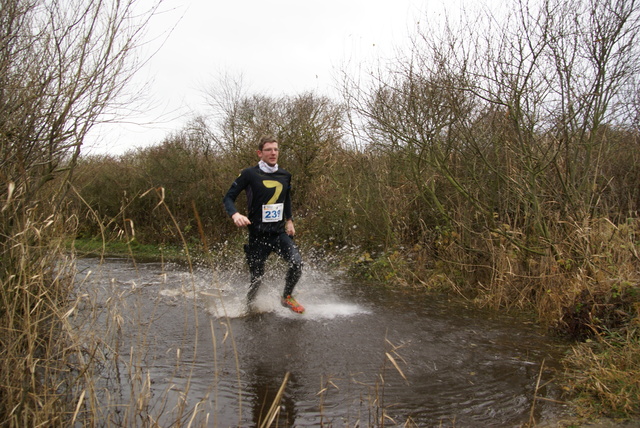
1;0;162;421
0;186;206;425
563;327;640;419
0;202;73;425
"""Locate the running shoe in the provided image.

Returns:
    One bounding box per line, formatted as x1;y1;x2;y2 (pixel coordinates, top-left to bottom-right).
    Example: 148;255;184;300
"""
281;295;305;314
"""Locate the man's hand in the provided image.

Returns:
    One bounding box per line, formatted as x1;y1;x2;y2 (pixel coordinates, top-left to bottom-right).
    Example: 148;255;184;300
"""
285;219;295;236
231;212;251;227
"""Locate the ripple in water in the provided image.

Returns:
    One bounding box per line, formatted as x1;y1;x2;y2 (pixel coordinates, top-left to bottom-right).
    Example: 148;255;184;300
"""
73;257;570;427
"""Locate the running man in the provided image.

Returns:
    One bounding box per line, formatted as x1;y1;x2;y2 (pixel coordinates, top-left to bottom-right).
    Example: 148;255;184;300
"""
222;136;305;314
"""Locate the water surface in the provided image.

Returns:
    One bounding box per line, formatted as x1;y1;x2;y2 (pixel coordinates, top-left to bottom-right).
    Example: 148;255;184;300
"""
73;257;569;427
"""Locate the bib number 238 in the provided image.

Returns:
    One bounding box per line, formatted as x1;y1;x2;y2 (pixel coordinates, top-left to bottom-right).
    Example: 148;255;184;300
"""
262;203;283;222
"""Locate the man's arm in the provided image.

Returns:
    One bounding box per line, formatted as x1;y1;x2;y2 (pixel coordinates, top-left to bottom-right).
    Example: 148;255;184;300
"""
223;171;251;227
283;173;295;235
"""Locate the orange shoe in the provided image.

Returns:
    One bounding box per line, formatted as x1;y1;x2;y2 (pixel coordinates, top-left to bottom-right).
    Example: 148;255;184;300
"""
281;295;305;314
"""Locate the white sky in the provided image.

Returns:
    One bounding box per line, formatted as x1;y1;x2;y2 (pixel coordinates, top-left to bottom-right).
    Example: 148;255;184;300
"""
84;0;441;155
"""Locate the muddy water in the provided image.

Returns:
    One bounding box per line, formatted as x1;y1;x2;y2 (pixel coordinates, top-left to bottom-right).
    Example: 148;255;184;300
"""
73;257;570;427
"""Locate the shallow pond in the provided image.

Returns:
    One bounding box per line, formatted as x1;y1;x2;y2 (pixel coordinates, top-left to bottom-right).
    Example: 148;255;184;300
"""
72;257;570;427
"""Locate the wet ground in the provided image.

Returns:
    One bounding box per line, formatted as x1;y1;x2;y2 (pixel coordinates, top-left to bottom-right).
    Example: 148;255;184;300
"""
72;257;572;427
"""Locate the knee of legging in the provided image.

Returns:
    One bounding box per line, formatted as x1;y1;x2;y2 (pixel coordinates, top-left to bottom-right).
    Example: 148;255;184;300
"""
249;263;265;277
290;256;303;272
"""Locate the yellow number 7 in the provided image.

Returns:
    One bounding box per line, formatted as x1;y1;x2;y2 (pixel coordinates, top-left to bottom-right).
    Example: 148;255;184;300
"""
263;180;283;204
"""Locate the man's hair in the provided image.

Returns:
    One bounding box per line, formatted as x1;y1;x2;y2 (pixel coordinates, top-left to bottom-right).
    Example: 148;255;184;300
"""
258;135;278;151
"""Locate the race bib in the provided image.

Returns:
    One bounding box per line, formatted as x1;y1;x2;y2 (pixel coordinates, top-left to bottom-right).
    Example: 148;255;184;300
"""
262;203;284;222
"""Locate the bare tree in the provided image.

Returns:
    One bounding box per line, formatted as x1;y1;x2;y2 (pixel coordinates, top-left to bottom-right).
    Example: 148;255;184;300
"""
0;0;161;424
1;0;161;209
204;77;346;203
347;0;640;245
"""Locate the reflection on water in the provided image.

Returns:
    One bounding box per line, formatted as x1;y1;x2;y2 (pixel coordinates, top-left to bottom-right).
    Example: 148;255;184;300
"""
72;257;570;427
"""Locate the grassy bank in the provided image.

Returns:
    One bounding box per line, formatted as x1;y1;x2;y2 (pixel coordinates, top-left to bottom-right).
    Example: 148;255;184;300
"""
346;225;640;423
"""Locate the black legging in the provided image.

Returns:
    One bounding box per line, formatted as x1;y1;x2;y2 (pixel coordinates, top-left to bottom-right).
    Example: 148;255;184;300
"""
244;231;303;302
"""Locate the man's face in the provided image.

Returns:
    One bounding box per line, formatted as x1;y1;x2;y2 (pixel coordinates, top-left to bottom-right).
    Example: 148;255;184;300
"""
258;142;279;166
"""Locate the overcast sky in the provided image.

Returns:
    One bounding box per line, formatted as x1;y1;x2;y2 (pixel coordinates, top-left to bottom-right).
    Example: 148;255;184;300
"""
84;0;442;155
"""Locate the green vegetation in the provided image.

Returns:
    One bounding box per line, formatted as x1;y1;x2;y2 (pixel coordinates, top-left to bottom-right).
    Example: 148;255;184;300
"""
2;0;639;425
564;328;640;419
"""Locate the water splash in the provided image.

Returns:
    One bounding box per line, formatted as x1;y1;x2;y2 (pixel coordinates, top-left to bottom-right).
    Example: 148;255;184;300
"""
201;275;371;320
153;264;371;320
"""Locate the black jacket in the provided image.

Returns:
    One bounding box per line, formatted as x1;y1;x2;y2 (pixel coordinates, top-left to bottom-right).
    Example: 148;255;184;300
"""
223;165;293;234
